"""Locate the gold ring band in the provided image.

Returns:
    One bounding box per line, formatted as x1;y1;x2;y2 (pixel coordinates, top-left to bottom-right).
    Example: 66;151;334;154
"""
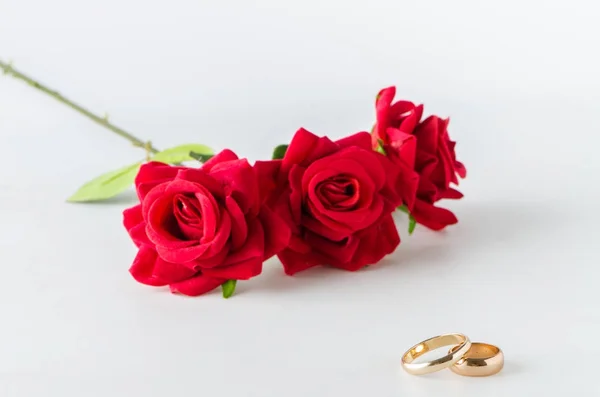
449;342;504;377
401;333;471;375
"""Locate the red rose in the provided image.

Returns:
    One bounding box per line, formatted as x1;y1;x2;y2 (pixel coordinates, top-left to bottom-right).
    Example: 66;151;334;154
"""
372;86;421;209
411;116;467;230
257;128;407;275
372;86;423;153
374;86;466;230
123;150;290;296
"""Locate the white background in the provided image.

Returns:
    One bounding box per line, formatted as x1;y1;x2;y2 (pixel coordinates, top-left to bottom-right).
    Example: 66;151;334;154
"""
1;0;599;395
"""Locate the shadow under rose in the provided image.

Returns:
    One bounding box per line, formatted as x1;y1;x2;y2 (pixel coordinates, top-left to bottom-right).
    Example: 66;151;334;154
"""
241;200;558;295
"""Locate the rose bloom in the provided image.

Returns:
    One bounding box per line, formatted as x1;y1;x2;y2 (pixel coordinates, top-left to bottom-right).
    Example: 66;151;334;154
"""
123;150;290;296
256;128;412;275
374;86;467;230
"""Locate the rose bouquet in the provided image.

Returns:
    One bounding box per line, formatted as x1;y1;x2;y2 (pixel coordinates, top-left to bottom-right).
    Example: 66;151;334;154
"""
1;60;465;298
120;87;466;297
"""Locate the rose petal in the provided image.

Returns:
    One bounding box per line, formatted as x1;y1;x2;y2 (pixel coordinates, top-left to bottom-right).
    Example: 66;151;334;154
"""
278;248;322;275
129;222;152;247
316;177;360;209
202;220;264;280
209;159;260;215
288;165;305;226
373;152;403;209
135;162;185;201
335;132;372;151
376;86;396;108
156;210;231;264
412;200;458;230
194;190;220;243
389;101;420;134
388;100;416;117
417;177;439;203
175;168;224;198
202;257;263;280
302;147;385;192
303;156;384;234
254;160;282;203
436;120;455;187
303;161;374;208
414;104;424;123
190;247;230;270
306;191;383;236
204;209;231;257
123;205;151;247
152;256;197;283
142;177;220;246
288;234;312;254
225;196;248;250
455;159;467;179
282;128;338;173
387;128;416;168
123;205;143;231
304;231;361;266
373;86;396;145
173;195;204;240
141;182;170;221
129;246;167;287
201;149;239;173
169;274;225;296
414;116;439;154
343;215;400;271
146;194;190;246
415;150;439;185
221;218;264;266
438;188;464;200
302;206;354;241
394;163;420;210
270;186;299;236
259;206;292;259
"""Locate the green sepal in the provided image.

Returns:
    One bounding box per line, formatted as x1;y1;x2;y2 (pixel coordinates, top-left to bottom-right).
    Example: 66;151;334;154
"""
397;205;409;214
408;215;417;235
221;279;237;299
272;144;289;160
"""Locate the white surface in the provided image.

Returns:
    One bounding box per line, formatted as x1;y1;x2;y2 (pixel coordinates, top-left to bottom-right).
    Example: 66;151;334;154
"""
1;0;600;395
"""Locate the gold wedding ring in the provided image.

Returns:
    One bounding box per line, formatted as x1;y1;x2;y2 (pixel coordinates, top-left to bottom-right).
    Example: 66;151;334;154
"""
449;342;504;377
401;333;471;375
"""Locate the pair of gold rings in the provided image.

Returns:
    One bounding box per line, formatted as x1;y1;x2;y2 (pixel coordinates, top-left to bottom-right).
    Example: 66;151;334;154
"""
401;333;503;377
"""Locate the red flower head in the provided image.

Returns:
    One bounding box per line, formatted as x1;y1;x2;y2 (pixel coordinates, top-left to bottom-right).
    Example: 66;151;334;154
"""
257;128;412;275
374;86;467;230
411;116;467;229
123;150;290;296
372;86;423;153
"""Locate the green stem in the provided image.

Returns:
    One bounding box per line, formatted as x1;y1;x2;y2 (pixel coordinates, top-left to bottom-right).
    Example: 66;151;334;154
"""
0;59;159;154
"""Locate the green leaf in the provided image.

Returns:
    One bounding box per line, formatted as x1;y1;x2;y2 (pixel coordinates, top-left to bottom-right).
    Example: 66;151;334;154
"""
272;144;289;160
152;144;214;164
189;151;214;163
67;162;142;202
221;279;237;299
408;215;417;235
